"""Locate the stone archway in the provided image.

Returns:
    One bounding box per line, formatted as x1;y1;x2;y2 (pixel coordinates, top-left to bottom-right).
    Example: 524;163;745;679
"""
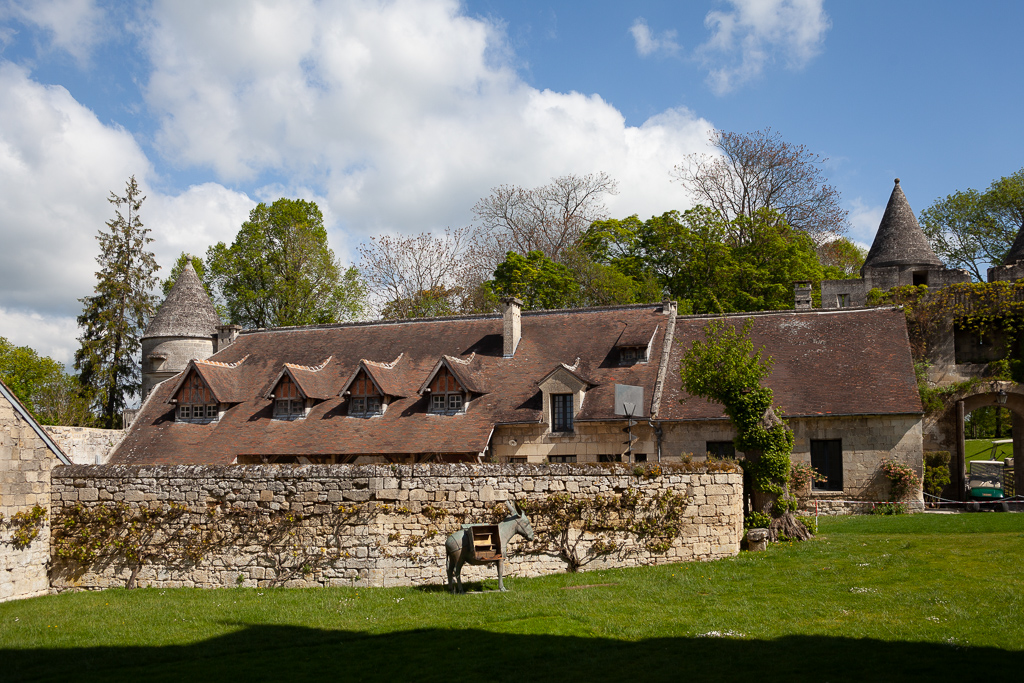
953;381;1024;501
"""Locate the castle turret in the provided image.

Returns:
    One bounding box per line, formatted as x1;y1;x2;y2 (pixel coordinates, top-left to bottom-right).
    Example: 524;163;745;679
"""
861;178;943;275
141;262;222;398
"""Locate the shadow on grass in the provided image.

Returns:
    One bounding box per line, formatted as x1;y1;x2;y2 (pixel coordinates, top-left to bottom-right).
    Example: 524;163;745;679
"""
4;624;1022;683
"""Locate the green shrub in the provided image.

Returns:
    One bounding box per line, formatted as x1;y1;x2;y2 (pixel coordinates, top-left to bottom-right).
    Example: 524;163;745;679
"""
744;511;772;529
923;451;952;497
871;502;908;515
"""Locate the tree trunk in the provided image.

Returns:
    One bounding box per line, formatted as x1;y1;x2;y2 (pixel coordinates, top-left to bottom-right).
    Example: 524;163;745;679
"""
744;450;780;516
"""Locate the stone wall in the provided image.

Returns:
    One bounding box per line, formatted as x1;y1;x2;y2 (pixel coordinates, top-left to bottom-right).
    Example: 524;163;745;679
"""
1;393;58;602
44;426;123;465
49;463;742;590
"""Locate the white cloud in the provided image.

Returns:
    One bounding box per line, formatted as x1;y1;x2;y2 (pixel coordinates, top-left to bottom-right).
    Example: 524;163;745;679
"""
142;0;714;256
0;61;252;360
848;197;883;248
630;18;681;58
0;308;80;366
697;0;830;95
1;0;105;64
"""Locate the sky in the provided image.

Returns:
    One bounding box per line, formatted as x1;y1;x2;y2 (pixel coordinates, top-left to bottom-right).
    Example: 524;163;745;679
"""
1;0;1022;366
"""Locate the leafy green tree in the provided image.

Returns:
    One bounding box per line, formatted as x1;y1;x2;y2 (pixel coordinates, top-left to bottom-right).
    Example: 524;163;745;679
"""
162;252;214;297
819;237;867;279
75;176;159;428
680;319;794;517
0;338;92;425
486;251;579;310
207;199;365;328
920;169;1024;280
585;207;822;314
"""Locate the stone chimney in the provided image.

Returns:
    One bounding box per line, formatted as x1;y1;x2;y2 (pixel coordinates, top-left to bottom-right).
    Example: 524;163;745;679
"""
501;297;522;358
215;324;242;352
794;281;812;310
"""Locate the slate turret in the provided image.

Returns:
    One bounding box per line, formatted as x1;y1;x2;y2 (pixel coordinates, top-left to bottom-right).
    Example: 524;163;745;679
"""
140;262;226;399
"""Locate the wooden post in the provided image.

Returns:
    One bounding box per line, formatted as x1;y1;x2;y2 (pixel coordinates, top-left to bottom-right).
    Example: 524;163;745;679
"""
955;400;966;501
1014;412;1024;500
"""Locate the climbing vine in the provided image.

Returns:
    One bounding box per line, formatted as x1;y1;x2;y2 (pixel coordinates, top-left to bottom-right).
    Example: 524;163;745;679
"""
0;505;47;549
680;318;795;515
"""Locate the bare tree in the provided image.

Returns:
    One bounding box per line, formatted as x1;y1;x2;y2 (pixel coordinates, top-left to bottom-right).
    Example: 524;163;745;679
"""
671;128;848;243
358;227;477;319
470;173;619;271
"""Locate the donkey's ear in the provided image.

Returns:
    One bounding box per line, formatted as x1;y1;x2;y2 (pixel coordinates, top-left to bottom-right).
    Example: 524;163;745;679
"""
511;499;521;515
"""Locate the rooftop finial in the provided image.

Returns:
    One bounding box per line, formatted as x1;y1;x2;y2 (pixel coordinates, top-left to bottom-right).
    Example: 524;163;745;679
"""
894;178;900;185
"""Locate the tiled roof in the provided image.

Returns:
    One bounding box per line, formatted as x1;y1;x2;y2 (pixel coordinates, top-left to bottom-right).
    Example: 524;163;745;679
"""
143;262;221;339
659;307;923;420
113;305;671;464
862;179;942;271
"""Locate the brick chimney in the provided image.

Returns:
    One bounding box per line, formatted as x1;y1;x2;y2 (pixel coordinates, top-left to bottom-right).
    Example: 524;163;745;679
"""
794;281;812;311
501;297;522;358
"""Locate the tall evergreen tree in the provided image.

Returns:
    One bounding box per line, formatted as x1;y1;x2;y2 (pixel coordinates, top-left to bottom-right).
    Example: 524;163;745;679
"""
75;176;159;428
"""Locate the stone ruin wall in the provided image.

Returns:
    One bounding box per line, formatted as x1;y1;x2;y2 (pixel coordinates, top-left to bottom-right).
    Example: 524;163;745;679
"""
49;463;742;590
0;397;55;603
44;426;123;465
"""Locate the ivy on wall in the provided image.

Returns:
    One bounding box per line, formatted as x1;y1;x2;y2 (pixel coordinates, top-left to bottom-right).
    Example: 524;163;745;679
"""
0;505;46;549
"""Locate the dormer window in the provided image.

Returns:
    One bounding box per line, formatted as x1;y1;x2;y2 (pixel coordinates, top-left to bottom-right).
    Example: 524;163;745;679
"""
173;370;219;423
552;393;574;432
271;374;307;420
427;366;465;415
537;362;591;434
618;346;648;364
348;370;384;417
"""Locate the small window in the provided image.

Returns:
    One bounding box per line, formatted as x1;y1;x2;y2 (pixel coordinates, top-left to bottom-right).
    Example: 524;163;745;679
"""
811;439;843;491
349;396;381;417
548;455;577;463
179;405;191;419
507;457;527;464
429;391;464;414
837;293;851;308
552;393;574;432
274;398;305;419
706;441;735;459
598;454;621;463
619;347;647;365
205;404;218;419
913;271;928;286
634;453;648;463
177;403;219;423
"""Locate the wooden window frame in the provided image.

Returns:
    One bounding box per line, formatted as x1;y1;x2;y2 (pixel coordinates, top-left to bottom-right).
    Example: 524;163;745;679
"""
551;393;574;432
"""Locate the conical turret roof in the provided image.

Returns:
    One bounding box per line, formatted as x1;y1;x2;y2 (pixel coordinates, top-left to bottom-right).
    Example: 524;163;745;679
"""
143;261;221;338
862;179;942;271
1001;226;1024;266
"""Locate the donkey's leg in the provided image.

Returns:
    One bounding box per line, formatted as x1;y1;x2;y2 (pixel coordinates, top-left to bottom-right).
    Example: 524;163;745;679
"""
446;555;456;593
455;561;465;594
498;560;506;592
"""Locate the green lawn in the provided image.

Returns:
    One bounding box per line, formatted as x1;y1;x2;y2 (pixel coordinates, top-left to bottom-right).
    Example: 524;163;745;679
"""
965;438;1014;462
2;514;1023;682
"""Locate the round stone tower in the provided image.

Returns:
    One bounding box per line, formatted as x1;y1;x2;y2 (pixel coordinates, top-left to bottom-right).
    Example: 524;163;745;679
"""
141;262;222;399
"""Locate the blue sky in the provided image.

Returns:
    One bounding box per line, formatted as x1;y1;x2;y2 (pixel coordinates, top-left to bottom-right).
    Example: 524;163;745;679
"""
1;0;1022;365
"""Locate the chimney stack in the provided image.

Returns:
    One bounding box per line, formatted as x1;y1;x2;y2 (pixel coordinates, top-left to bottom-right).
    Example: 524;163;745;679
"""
501;297;522;358
794;281;812;311
215;324;242;352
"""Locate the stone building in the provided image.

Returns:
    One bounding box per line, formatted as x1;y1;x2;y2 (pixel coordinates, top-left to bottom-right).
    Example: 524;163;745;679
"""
0;379;70;602
820;178;971;310
140;262;239;399
112;290;924;507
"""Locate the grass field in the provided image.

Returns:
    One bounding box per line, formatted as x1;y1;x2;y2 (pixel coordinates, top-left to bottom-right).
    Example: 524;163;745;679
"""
965;438;1014;462
2;514;1023;682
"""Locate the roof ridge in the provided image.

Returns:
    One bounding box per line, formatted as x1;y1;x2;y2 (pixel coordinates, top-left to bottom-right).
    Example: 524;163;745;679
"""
197;354;249;369
444;352;476;366
284;355;333;372
363;352;404;369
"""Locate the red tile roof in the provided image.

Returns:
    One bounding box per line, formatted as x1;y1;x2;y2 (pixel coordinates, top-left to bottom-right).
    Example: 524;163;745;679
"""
659;307;923;420
113;305;671;464
113;304;921;465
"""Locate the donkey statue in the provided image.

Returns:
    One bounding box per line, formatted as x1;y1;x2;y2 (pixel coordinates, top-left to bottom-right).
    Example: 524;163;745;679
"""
445;501;534;593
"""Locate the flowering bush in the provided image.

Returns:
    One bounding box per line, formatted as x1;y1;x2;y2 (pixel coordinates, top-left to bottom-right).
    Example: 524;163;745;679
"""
789;462;826;493
880;459;921;500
